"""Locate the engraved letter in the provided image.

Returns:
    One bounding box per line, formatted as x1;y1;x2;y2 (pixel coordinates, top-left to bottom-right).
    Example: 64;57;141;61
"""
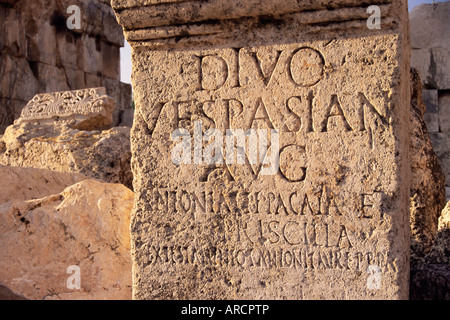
248;50;282;86
171;128;192;165
195;54;229;91
321;95;352;132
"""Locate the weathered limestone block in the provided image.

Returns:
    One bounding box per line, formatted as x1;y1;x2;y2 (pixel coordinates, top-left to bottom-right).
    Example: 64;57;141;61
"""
102;78;133;125
34;63;71;94
410;48;449;90
113;0;411;299
55;32;78;70
410;2;450;50
0;123;132;189
119;109;134;128
15;88;115;131
0;179;133;300
0;165;89;203
85;73;103;89
410;3;450;90
0;54;39;103
410;48;432;87
77;34;104;75
0;98;27;134
2;7;26;58
69;0;125;47
65;68;87;90
0;0;131;133
28;21;57;66
101;42;121;80
431;48;450;90
409;69;446;266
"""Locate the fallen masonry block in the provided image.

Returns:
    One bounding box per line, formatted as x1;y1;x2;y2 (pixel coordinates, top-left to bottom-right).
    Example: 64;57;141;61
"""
15;87;115;131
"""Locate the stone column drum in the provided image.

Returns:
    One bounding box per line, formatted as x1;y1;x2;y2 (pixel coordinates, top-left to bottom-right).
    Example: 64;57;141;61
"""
112;0;411;299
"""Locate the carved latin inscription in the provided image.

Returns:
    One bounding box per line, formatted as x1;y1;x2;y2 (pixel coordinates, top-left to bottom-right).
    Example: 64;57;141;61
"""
195;47;326;91
118;0;411;299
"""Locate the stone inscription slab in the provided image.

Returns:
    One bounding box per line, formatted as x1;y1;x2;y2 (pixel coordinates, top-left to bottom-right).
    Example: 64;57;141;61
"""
113;0;411;299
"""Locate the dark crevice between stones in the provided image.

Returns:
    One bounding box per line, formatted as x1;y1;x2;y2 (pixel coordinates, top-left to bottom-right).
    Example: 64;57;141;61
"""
0;285;28;300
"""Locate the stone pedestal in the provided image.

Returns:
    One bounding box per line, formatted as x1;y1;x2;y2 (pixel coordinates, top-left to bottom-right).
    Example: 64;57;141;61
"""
112;0;411;300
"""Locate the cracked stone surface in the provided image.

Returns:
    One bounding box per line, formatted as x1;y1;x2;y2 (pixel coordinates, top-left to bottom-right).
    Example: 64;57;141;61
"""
0;165;89;203
0;178;133;300
0;0;132;133
0;123;132;190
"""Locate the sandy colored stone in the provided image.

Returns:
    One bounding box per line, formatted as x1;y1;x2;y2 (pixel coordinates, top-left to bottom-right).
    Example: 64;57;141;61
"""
16;88;115;131
0;165;89;203
410;2;450;90
0;0;132;133
114;0;411;299
409;69;447;266
431;48;450;90
0;179;133;300
410;48;432;86
0;54;39;103
0;123;132;189
102;79;133;126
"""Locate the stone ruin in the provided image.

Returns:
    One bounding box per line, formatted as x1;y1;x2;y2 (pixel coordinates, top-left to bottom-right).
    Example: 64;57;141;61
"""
410;2;450;200
0;0;448;301
0;0;132;133
0;1;135;300
408;2;450;300
0;88;134;299
16;87;115;130
113;0;411;299
0;87;133;189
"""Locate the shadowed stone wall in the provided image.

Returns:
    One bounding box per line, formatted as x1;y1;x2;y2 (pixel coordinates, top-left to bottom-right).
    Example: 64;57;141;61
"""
410;2;450;198
0;0;132;133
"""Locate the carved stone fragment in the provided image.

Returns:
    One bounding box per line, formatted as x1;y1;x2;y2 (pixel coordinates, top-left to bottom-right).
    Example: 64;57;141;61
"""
16;87;115;131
